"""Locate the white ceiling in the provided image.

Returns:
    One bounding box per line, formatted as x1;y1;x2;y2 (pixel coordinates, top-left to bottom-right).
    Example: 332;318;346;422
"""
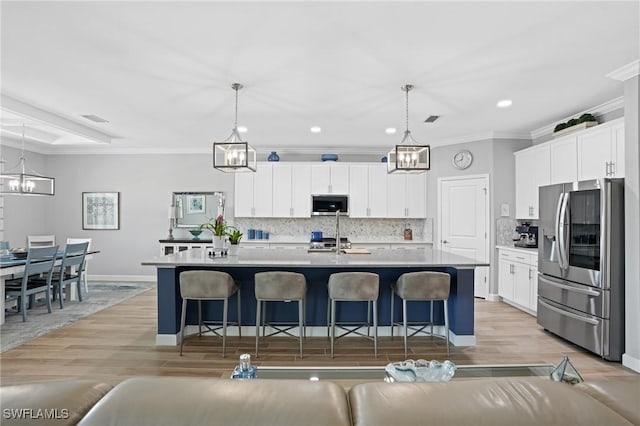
1;1;638;156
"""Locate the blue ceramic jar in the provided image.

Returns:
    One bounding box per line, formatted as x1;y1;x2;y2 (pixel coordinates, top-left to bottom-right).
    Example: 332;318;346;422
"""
267;151;280;162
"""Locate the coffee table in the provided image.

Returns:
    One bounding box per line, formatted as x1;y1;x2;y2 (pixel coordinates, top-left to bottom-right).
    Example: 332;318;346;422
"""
255;364;555;382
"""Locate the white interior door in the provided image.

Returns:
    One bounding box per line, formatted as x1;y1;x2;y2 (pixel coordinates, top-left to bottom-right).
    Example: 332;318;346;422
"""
438;175;490;298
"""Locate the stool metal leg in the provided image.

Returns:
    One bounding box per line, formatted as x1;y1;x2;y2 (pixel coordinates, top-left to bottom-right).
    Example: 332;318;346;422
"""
198;300;202;336
179;298;188;356
255;299;261;357
444;298;450;355
373;299;378;358
298;299;304;358
237;288;242;338
330;299;336;358
390;289;395;339
326;300;331;338
430;300;434;336
402;299;408;358
222;298;228;358
367;301;371;337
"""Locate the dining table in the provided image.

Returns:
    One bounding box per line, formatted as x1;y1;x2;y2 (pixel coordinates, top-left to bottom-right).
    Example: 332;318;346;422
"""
0;250;99;324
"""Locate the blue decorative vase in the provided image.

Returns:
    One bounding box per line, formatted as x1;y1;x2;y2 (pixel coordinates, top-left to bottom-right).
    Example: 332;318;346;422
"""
381;156;388;163
267;151;280;162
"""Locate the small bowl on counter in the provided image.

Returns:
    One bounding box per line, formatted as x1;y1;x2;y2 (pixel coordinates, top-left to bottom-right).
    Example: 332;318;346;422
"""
10;248;28;259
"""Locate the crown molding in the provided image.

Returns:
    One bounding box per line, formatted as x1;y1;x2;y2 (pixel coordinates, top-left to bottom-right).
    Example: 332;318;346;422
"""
606;59;640;82
530;97;624;140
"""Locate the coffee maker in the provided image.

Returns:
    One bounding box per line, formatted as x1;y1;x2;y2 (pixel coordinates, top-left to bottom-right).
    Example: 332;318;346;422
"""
514;224;538;248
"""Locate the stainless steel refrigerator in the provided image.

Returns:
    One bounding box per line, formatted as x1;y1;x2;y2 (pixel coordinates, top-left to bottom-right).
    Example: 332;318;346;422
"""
537;178;624;361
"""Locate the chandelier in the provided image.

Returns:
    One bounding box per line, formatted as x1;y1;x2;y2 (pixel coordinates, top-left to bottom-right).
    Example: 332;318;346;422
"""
0;125;55;196
387;84;430;173
213;83;257;172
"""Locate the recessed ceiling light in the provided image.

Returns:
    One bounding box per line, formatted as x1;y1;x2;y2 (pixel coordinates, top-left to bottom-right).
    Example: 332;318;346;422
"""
237;126;248;133
497;99;512;108
310;126;322;133
385;127;397;134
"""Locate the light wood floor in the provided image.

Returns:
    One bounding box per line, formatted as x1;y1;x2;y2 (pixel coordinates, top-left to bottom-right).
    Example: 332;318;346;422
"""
1;287;636;386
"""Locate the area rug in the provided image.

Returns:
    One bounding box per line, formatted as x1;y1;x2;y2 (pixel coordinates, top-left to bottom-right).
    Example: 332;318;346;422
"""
0;282;154;352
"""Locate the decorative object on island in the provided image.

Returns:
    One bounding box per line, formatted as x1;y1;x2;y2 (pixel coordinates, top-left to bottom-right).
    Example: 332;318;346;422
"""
267;151;280;162
213;83;257;172
452;149;473;170
552;113;598;138
403;224;413;240
200;215;227;248
0;124;55;196
387;84;430;174
82;192;120;230
226;227;243;255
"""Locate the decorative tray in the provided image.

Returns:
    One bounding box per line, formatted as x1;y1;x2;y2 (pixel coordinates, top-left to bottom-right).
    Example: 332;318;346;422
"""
385;359;456;382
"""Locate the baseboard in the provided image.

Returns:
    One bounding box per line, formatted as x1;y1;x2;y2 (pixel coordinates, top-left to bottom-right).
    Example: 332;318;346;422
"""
622;353;640;373
89;274;156;283
486;293;501;302
158;325;476;347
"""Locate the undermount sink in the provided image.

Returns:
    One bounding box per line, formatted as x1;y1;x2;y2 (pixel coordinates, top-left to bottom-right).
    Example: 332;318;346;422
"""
307;247;336;253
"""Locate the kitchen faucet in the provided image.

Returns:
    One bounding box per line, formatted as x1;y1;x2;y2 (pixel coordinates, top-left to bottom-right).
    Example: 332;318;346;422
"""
335;209;341;255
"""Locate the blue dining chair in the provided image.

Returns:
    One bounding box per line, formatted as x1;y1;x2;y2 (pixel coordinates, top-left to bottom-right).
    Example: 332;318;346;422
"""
49;242;89;308
4;246;58;322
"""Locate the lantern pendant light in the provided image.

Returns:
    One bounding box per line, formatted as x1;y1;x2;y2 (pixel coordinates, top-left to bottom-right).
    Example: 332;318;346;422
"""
213;83;257;172
387;84;430;174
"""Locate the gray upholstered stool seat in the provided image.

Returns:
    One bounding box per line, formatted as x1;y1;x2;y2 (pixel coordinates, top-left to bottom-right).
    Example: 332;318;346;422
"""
391;271;451;357
255;271;307;358
328;272;379;358
179;270;241;357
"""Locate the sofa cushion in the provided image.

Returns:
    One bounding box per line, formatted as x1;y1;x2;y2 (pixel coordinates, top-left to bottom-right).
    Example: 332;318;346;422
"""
349;378;633;425
575;377;640;425
0;380;113;426
78;377;351;426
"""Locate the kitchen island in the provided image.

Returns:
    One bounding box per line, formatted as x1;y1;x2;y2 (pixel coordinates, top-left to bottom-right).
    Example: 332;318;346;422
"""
141;248;488;346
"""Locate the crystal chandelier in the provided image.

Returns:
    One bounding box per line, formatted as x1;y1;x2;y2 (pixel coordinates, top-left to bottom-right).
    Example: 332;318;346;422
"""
0;125;55;196
387;84;430;173
213;83;257;172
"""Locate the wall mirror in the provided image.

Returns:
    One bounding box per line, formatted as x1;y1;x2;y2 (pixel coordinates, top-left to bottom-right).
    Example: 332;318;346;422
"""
172;191;225;228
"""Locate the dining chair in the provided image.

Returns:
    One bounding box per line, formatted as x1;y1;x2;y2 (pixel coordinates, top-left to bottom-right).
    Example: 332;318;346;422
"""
4;246;58;322
66;237;92;293
27;235;56;248
48;242;90;309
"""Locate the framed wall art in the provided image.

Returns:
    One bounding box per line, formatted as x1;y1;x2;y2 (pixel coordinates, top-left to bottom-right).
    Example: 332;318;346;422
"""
82;192;120;230
186;194;206;214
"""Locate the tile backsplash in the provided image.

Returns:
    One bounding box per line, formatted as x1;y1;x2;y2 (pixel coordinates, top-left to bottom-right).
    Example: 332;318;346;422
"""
231;217;433;243
496;217;519;246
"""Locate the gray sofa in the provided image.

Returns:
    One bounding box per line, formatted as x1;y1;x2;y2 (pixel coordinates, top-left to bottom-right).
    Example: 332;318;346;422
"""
1;376;638;425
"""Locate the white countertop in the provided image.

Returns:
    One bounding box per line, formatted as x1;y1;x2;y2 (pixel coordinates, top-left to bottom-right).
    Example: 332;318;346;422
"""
242;239;432;245
496;245;538;254
142;247;486;268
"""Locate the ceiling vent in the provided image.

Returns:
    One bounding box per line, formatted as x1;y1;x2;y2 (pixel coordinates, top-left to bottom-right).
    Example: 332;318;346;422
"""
424;115;440;123
81;114;109;123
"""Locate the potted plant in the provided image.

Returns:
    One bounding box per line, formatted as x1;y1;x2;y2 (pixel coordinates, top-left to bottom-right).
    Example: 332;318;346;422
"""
200;215;227;248
226;226;243;255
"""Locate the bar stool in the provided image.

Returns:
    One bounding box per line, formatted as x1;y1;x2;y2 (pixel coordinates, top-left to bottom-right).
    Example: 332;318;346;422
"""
255;271;307;358
328;272;379;358
179;270;241;357
391;271;451;357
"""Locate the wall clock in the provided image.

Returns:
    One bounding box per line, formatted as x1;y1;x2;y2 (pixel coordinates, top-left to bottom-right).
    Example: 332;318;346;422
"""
452;150;473;170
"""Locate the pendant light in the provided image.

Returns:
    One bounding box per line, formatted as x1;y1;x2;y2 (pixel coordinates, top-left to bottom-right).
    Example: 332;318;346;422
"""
387;84;430;173
0;125;55;196
213;83;257;172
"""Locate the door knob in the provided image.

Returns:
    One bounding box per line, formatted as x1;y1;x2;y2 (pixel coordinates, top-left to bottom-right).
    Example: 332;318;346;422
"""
442;240;449;244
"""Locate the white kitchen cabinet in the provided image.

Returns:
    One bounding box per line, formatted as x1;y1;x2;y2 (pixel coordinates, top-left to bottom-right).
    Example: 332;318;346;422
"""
159;241;207;256
311;164;349;194
272;164;311;217
234;163;273;217
577;119;625;180
349;164;387;218
550;136;577;184
387;173;427;218
515;144;550;220
497;247;538;314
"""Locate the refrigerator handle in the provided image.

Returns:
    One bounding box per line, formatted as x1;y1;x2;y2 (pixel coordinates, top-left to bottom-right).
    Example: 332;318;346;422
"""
559;192;570;269
555;193;566;269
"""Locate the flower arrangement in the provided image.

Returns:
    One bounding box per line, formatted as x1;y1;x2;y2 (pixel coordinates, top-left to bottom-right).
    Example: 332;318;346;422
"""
226;227;243;245
200;215;227;237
